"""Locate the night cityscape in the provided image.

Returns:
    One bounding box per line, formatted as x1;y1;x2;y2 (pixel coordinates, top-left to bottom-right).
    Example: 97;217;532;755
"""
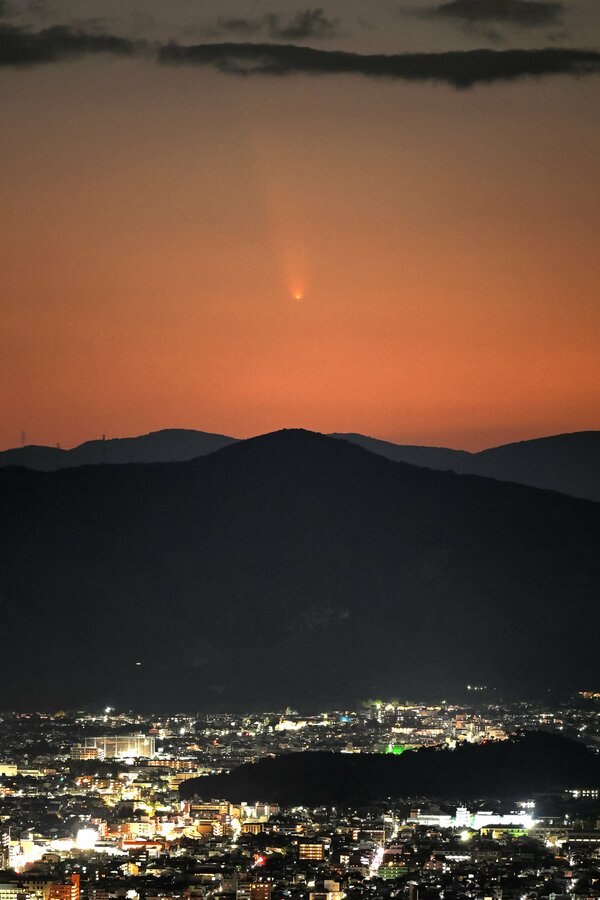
1;696;600;899
1;1;599;899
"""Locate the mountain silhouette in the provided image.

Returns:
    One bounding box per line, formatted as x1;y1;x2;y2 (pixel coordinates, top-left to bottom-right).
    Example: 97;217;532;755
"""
1;429;598;709
0;428;236;470
2;427;597;502
468;431;600;501
180;732;600;805
331;433;471;470
333;431;600;502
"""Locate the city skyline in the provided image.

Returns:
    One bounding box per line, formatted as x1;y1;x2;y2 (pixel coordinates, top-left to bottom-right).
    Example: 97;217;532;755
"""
0;701;598;899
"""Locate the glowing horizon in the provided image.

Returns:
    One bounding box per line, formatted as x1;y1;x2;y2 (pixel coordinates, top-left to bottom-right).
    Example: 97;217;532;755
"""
1;32;599;455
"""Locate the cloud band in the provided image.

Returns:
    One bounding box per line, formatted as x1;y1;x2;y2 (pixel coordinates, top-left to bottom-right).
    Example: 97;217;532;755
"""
1;23;599;88
158;41;600;88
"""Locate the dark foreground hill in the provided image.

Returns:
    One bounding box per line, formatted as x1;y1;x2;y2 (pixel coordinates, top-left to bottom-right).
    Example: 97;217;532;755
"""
0;428;236;470
334;431;600;502
1;429;599;709
180;733;600;805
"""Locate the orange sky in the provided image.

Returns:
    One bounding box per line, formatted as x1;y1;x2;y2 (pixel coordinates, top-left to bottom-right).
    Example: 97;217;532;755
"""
1;58;599;451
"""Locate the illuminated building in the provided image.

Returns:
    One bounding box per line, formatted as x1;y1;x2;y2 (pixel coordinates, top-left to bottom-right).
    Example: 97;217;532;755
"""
75;829;98;850
466;810;535;830
455;806;470;828
167;772;203;789
567;788;599;799
379;862;408;880
249;886;271;900
70;746;99;761
191;801;231;817
78;735;155;760
212;817;232;838
411;807;535;830
0;880;80;900
409;809;453;828
0;832;9;870
241;822;264;835
0;883;44;900
308;881;342;900
147;758;196;769
47;876;80;900
298;842;324;861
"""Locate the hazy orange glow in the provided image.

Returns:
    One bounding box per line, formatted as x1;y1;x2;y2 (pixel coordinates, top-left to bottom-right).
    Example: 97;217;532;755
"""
1;62;599;451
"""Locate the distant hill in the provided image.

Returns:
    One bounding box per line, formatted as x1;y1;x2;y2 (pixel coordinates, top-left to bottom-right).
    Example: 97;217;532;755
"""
331;434;472;471
1;429;598;710
2;427;597;503
0;429;236;470
471;432;600;502
333;431;600;502
180;733;600;805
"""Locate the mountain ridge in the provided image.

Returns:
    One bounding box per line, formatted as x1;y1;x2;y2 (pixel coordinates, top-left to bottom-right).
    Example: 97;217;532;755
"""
1;429;598;709
2;426;597;501
0;428;236;470
334;430;600;501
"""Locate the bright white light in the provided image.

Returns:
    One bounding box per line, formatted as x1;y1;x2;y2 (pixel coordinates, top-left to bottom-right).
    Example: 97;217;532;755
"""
460;831;471;842
76;829;98;851
369;845;384;877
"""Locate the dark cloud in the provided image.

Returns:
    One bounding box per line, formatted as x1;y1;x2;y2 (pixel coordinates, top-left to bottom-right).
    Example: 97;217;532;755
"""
425;0;564;27
197;8;338;41
0;22;137;65
158;41;600;88
0;22;599;89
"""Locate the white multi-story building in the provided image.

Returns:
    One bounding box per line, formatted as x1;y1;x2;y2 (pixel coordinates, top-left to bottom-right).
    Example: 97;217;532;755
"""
79;734;155;760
